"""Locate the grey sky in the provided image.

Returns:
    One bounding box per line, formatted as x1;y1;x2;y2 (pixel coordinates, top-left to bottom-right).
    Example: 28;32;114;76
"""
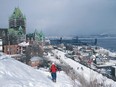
0;0;116;36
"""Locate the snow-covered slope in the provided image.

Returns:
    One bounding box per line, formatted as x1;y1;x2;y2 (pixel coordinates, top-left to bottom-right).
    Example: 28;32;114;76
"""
0;53;73;87
52;49;116;87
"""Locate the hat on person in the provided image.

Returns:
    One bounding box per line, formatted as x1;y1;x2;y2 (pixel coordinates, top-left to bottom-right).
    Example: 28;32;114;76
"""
52;62;55;65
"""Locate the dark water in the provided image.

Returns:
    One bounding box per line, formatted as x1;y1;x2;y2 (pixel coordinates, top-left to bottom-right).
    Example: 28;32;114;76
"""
97;38;116;52
50;37;116;52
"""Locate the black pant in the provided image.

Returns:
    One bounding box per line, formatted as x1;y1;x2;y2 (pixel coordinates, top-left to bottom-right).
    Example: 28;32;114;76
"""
51;72;56;80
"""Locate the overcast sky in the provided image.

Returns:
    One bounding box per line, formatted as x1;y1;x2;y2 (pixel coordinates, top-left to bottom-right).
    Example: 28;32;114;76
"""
0;0;116;36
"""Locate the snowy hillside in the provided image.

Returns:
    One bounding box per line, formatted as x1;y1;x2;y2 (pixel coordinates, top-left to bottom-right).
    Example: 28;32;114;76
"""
52;49;116;87
0;53;73;87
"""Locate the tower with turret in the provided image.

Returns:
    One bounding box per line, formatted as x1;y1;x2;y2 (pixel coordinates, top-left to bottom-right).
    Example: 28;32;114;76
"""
9;7;26;34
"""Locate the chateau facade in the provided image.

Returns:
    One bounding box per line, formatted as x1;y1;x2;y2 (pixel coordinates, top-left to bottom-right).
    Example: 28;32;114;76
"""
9;7;26;34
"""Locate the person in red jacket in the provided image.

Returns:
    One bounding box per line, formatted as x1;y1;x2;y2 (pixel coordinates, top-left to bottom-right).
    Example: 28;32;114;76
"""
50;62;57;82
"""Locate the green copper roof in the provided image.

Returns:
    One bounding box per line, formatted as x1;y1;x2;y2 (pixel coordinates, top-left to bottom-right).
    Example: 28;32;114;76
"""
34;29;40;41
34;29;45;42
18;26;24;35
10;7;26;19
39;30;45;38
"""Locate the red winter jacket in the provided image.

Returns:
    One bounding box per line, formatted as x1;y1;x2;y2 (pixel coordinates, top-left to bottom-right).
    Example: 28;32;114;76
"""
50;64;57;73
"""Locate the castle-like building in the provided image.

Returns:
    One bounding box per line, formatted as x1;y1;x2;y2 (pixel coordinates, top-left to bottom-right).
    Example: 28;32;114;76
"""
1;7;45;54
9;7;26;34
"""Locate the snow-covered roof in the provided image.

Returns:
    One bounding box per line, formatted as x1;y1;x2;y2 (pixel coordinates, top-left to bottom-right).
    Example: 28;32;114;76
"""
96;62;116;68
18;41;29;47
30;56;42;61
